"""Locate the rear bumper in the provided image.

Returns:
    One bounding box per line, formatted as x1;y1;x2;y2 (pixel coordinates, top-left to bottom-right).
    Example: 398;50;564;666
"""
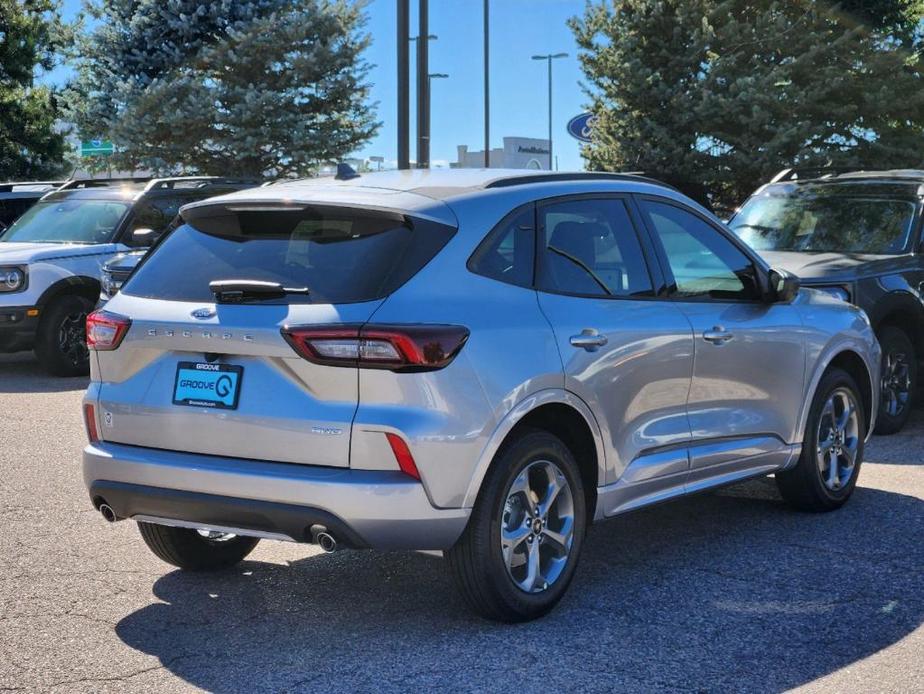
0;305;38;352
83;442;470;550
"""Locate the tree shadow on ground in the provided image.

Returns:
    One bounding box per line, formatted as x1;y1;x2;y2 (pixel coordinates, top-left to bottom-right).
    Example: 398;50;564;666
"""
115;478;923;692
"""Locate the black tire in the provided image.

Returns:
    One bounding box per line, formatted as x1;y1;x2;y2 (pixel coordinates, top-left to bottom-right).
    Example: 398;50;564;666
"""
137;522;259;571
874;326;916;435
776;367;866;512
34;295;93;376
446;429;587;623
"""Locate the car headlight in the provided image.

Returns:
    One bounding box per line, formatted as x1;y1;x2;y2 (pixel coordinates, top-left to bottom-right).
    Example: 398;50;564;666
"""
815;285;851;302
101;271;121;299
0;266;26;293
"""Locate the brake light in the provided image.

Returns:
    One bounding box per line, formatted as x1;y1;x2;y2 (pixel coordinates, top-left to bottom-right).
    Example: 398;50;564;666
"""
86;310;131;350
83;403;100;443
281;324;469;371
386;433;421;480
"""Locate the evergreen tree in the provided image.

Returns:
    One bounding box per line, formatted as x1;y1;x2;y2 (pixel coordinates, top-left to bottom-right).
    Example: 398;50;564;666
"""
65;0;379;177
571;1;924;209
0;0;69;179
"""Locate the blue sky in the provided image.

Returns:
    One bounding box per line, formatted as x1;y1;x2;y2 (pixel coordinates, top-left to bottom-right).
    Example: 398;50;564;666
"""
51;0;590;170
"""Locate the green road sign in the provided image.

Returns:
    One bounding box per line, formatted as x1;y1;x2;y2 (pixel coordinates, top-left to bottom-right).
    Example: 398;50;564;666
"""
80;140;115;157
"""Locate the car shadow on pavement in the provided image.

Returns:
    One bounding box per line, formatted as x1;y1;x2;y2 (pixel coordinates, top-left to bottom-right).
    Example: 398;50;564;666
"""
114;477;923;693
863;408;924;466
0;354;88;393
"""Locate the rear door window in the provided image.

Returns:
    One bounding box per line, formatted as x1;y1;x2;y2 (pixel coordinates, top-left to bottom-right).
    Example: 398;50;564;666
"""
122;206;455;304
537;198;654;297
127;195;187;235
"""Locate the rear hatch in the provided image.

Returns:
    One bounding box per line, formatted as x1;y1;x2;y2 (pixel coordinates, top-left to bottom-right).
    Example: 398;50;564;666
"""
93;200;455;467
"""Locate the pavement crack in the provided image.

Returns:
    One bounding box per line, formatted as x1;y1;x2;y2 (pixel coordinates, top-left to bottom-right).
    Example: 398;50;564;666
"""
45;655;195;690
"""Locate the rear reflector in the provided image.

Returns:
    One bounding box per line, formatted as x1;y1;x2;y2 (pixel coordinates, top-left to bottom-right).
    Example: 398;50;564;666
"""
86;310;131;350
386;433;421;480
282;324;469;372
83;403;99;443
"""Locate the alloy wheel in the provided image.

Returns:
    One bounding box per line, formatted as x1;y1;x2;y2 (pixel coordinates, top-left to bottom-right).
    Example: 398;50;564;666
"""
58;310;89;367
500;460;575;594
881;349;911;418
816;387;860;491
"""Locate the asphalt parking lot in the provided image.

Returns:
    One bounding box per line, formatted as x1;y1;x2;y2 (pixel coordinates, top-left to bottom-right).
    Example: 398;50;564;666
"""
0;352;921;693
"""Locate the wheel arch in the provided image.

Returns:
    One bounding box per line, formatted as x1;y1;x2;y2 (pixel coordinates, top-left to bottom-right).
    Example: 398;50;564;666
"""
36;276;101;310
871;294;924;363
799;346;877;443
461;389;606;518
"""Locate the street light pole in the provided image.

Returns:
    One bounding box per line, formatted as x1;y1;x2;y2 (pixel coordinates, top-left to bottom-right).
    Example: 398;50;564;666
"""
416;0;430;168
427;73;449;161
397;0;410;170
483;0;490;168
531;52;568;171
410;33;437;169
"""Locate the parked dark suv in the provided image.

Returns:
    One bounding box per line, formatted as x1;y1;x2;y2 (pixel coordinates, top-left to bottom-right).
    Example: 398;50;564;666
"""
729;169;924;434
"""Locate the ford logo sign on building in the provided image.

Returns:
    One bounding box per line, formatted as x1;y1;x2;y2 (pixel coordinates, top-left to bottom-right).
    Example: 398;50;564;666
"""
567;112;596;143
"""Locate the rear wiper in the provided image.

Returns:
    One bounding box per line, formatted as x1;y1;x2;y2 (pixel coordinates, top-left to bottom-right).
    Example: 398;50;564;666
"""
209;279;310;303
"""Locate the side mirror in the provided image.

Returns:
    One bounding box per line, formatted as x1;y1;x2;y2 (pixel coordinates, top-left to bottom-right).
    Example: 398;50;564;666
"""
768;268;800;303
130;227;157;247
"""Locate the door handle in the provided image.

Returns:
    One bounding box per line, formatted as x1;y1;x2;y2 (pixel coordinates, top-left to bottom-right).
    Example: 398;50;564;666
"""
702;326;734;345
570;329;608;351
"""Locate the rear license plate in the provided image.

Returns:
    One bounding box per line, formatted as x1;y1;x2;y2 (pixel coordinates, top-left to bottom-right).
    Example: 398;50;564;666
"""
173;362;243;410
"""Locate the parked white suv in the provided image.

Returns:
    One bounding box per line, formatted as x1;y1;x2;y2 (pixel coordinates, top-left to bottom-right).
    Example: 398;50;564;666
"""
0;177;256;374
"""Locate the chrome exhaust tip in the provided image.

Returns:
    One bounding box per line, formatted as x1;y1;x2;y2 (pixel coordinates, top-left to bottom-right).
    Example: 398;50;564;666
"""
99;503;117;523
316;532;337;553
310;524;338;552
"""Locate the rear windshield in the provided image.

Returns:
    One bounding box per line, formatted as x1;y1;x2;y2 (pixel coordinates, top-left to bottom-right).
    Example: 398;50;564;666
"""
122;206;455;304
730;193;918;254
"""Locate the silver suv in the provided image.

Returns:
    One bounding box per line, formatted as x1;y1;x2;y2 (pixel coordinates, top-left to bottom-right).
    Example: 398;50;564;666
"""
82;170;880;622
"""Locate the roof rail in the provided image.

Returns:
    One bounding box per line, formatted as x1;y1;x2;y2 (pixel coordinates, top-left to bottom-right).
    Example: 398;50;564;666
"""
0;181;66;193
483;171;677;191
835;169;924;181
769;167;856;183
58;177;152;190
142;176;262;192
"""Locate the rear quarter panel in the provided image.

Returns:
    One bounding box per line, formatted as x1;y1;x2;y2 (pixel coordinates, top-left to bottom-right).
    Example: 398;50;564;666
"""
353;191;566;509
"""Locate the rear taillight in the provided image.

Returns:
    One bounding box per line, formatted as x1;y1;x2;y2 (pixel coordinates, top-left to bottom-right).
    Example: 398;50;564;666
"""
83;403;100;443
86;310;131;351
281;324;469;371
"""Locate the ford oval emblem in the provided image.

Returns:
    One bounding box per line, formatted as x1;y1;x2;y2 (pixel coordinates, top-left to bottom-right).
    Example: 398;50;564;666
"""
191;308;216;320
566;112;595;143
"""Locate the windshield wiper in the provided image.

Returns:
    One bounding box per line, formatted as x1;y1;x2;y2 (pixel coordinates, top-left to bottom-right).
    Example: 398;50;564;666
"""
209;279;310;303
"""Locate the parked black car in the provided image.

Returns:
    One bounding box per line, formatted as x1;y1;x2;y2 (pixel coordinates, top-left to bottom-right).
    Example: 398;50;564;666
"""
730;168;924;434
0;181;64;228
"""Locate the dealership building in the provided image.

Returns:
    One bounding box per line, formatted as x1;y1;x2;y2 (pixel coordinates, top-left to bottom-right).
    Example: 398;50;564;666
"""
453;136;551;169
